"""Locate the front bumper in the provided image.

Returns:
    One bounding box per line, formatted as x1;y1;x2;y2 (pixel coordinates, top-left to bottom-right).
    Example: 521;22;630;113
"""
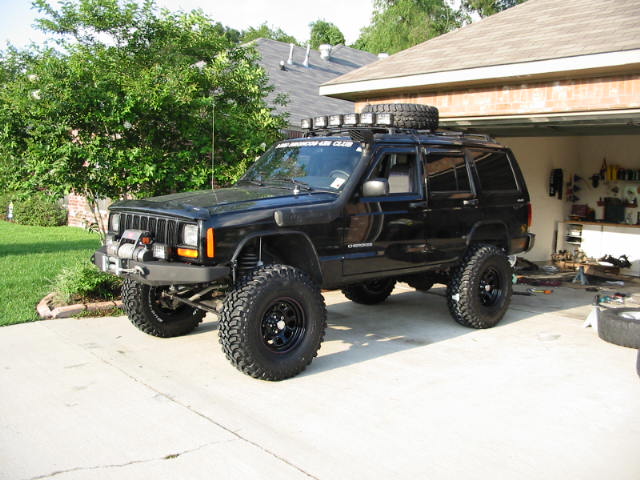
93;247;230;286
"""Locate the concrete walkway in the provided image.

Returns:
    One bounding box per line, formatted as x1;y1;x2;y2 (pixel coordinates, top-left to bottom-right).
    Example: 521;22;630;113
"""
1;285;639;480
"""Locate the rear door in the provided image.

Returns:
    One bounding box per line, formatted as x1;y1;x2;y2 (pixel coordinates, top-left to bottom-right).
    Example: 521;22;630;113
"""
421;146;482;263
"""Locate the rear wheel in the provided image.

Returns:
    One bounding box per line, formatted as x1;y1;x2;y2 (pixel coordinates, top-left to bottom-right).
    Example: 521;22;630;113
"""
121;278;205;337
447;244;512;329
342;278;396;305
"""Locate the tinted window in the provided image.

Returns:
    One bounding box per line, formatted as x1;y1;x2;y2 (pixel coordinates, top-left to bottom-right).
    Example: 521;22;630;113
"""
425;153;470;193
471;150;518;191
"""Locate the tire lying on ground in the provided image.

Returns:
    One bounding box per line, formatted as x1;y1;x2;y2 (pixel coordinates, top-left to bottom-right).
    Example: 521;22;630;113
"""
597;307;640;349
361;103;439;131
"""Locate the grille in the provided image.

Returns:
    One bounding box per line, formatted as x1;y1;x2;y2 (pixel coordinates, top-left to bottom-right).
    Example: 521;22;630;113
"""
119;213;182;246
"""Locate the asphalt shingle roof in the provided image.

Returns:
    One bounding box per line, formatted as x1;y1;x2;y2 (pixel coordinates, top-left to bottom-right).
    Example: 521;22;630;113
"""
324;0;640;87
252;38;378;126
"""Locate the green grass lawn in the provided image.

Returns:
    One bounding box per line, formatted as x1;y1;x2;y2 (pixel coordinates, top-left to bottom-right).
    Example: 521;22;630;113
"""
0;222;101;326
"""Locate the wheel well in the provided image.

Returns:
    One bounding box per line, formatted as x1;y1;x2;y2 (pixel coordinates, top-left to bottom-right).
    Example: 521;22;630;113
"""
467;223;509;252
234;233;323;285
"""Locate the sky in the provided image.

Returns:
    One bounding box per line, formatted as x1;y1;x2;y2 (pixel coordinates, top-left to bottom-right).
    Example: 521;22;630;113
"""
0;0;376;48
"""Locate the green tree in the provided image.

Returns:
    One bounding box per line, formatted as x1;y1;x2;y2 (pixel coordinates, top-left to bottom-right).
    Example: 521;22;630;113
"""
309;20;346;49
462;0;527;18
0;0;286;233
240;23;300;45
353;0;463;54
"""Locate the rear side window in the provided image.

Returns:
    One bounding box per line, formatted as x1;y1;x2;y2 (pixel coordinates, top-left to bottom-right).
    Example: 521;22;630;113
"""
425;152;470;193
470;150;518;191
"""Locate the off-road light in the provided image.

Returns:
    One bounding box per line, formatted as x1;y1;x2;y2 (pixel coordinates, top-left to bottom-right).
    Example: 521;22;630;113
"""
360;112;375;125
377;113;393;125
182;224;199;247
301;118;312;129
328;114;343;127
343;113;359;125
153;243;171;260
110;213;120;233
313;116;328;128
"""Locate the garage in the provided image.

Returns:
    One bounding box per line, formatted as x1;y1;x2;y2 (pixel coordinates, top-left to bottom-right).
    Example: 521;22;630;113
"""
320;0;640;275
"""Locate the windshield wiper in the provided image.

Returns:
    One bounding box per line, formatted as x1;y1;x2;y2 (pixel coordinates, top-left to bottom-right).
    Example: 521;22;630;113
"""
238;178;264;186
269;177;313;192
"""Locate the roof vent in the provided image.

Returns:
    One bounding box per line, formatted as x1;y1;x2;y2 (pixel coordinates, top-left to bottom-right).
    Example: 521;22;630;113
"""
303;44;310;67
287;43;294;65
319;44;332;61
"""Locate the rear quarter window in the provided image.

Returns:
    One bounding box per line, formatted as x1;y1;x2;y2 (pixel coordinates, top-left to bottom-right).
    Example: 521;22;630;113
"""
470;150;518;192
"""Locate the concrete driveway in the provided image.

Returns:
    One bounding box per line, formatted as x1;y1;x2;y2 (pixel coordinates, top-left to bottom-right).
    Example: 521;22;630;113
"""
1;284;639;480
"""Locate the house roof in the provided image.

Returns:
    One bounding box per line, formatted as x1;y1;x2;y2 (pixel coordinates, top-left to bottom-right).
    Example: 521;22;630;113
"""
321;0;640;98
251;38;378;127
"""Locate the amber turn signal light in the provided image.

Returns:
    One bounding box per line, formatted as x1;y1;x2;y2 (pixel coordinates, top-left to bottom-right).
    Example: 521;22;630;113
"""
207;228;215;258
177;248;198;258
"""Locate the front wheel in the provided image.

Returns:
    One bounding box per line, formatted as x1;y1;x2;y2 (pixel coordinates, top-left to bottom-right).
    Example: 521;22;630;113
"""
218;264;327;381
121;278;205;337
447;244;512;329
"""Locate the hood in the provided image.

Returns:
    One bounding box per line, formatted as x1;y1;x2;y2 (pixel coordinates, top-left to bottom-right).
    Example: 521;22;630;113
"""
110;185;337;220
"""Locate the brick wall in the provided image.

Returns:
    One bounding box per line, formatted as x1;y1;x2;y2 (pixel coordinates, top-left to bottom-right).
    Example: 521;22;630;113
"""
65;193;110;230
356;74;640;118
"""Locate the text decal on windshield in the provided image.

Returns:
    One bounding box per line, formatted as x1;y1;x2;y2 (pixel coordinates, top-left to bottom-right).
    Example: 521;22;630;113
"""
276;140;354;149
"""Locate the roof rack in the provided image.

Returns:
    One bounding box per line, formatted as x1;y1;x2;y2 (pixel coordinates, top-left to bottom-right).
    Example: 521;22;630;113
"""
302;125;495;143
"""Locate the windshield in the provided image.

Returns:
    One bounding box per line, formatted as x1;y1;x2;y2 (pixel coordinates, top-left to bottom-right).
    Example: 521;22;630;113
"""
240;139;363;192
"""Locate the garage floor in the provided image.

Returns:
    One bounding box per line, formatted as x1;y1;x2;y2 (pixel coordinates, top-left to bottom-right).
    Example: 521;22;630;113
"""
1;283;639;480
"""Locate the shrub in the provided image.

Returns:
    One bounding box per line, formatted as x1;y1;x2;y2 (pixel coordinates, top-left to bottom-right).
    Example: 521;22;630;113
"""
12;193;68;227
52;262;122;305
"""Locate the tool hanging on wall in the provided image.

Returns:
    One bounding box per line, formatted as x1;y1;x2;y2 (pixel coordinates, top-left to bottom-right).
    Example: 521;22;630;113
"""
549;168;563;199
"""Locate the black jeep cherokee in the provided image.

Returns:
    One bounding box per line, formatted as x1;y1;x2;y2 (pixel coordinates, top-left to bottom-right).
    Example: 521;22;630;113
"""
93;104;534;380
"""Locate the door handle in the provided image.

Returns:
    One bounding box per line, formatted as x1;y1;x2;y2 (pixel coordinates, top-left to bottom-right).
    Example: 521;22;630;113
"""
463;199;479;206
409;201;429;209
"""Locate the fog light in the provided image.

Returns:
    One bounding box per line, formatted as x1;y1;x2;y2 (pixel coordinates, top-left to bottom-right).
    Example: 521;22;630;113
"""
343;113;358;125
313;116;328;128
377;113;393;125
328;115;343;127
153;243;171;260
301;118;312;129
360;112;375;124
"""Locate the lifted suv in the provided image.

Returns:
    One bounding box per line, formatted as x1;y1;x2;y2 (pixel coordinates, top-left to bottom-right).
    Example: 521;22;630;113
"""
94;104;534;380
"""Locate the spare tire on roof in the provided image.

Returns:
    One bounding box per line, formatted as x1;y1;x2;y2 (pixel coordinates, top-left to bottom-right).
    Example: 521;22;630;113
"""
362;103;439;130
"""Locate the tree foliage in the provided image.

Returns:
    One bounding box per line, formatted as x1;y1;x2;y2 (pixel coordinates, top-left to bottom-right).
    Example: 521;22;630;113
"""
353;0;464;55
240;23;300;45
0;0;286;232
462;0;527;18
309;20;346;49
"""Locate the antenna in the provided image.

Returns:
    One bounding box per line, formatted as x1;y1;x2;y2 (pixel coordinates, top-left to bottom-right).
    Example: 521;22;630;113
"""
211;92;219;203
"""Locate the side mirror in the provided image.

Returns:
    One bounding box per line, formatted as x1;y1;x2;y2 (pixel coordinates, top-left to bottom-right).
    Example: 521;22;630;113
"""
362;179;389;197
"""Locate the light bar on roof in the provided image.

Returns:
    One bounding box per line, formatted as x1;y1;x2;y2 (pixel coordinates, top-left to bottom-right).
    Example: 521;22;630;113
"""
313;116;328;128
343;113;359;125
377;113;393;125
301;118;312;129
360;112;375;125
328;114;343;127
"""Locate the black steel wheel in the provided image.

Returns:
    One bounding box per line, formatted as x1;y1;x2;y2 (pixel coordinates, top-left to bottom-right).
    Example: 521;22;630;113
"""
447;244;512;329
219;264;326;381
261;297;306;353
342;278;396;305
121;278;205;338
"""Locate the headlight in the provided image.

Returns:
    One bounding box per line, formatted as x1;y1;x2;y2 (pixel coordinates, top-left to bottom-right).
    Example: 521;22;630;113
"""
110;214;120;233
181;224;199;246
